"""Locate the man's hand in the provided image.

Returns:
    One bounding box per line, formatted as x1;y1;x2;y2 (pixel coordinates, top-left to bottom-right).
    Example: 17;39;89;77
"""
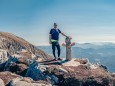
69;36;72;39
66;36;72;39
61;33;72;39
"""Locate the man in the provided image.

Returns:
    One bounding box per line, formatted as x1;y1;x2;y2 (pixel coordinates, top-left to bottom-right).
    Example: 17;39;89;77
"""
49;23;68;60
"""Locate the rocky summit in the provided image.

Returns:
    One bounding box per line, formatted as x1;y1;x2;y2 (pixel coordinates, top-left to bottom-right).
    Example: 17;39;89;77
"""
0;32;115;86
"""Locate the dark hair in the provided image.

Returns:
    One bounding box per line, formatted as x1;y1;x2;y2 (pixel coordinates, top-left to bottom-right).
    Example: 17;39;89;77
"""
54;23;57;26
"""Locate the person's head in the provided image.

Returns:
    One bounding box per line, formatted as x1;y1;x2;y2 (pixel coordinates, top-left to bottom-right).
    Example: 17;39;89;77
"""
54;23;57;28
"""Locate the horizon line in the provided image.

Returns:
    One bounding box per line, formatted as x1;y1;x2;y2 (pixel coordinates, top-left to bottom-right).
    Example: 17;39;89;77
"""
36;41;115;46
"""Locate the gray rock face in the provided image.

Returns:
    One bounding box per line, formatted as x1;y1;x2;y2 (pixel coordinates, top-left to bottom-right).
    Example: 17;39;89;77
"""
25;61;46;81
0;78;5;86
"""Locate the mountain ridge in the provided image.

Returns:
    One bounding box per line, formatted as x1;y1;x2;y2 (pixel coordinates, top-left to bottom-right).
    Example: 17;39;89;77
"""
0;32;51;61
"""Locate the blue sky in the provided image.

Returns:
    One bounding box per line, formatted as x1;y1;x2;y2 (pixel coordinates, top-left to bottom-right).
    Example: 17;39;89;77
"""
0;0;115;45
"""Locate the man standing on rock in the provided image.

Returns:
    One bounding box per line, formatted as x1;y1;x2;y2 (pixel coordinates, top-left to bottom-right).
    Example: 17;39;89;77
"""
49;23;68;60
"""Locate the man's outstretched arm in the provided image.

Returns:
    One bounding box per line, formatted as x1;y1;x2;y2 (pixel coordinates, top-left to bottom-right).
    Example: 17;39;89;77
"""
61;32;68;37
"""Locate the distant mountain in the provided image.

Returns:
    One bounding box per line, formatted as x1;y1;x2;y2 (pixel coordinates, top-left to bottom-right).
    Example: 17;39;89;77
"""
75;42;115;49
37;43;115;72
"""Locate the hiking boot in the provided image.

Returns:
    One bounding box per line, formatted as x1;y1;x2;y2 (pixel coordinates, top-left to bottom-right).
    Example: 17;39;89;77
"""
53;58;57;61
57;58;62;61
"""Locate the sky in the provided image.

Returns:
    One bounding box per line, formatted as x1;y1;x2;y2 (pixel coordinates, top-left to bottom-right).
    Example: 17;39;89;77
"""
0;0;115;45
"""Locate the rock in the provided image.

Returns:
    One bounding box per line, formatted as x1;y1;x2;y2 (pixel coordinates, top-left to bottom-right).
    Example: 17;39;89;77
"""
87;63;99;69
0;62;6;71
0;49;9;64
4;56;18;71
58;67;68;73
18;58;31;66
62;58;80;66
39;65;48;72
12;54;22;59
0;71;22;85
25;61;46;81
69;67;110;85
16;63;28;76
75;58;88;64
2;56;28;76
111;73;115;77
10;77;52;86
0;78;5;86
10;77;34;86
50;75;59;85
8;63;28;76
100;64;108;71
111;73;115;86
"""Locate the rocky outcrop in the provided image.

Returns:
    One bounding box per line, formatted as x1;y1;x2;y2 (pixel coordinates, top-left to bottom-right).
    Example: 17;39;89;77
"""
0;57;115;86
0;32;51;61
43;58;115;86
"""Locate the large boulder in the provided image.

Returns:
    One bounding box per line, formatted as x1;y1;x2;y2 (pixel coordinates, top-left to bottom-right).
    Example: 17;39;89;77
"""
25;60;59;85
16;63;28;76
25;61;46;81
3;56;28;76
8;62;28;76
4;56;18;71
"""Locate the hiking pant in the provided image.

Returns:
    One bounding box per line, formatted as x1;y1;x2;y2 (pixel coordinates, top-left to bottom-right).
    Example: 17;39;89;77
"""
52;42;60;58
